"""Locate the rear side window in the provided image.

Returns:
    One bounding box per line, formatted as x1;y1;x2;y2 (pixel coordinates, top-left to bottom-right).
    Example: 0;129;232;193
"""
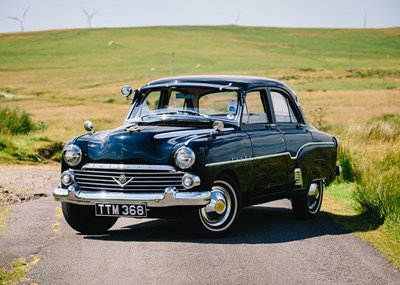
271;91;298;123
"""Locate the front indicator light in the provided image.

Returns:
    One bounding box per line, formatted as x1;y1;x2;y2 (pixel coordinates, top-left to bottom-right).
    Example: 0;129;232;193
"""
182;174;201;189
61;170;75;186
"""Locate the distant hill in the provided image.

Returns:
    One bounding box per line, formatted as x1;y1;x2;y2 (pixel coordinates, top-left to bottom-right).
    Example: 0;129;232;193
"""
0;26;399;99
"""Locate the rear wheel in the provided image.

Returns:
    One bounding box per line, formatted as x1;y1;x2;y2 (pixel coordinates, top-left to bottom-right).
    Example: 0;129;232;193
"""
292;180;324;219
196;175;241;237
62;202;118;234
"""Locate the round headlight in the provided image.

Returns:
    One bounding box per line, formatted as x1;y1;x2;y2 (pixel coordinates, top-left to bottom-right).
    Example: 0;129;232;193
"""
174;147;195;169
63;145;82;166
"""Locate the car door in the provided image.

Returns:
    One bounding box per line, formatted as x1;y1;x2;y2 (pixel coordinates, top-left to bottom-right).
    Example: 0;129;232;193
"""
269;89;313;182
241;89;288;198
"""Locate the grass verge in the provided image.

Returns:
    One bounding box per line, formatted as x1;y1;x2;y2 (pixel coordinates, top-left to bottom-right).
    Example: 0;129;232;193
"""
324;182;400;269
0;255;40;285
0;206;11;233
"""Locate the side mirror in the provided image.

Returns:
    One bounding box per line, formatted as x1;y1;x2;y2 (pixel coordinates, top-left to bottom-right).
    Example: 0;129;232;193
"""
212;121;224;132
121;85;133;97
84;120;94;134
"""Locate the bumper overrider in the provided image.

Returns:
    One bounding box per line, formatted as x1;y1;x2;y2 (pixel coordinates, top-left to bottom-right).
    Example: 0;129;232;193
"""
53;163;211;207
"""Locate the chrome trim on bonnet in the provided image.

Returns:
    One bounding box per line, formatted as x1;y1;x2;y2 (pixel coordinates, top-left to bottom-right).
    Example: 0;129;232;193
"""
81;163;177;172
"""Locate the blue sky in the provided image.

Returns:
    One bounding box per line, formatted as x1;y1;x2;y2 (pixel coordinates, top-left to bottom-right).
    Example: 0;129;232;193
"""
1;0;399;33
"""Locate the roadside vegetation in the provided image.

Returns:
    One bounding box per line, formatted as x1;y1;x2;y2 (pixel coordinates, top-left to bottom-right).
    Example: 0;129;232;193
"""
323;114;400;268
0;26;399;268
0;106;62;163
0;255;40;285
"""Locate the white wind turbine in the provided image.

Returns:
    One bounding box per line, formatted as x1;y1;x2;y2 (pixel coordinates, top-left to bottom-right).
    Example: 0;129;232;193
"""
234;11;241;26
81;7;98;28
8;7;29;32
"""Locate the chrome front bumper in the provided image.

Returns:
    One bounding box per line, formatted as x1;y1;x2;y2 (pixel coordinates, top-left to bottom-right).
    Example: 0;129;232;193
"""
53;185;211;207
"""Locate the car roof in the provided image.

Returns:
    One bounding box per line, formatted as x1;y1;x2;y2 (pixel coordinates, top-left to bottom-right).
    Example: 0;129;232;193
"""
145;75;293;92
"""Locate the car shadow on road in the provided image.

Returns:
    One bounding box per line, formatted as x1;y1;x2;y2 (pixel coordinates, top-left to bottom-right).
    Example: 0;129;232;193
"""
83;204;383;244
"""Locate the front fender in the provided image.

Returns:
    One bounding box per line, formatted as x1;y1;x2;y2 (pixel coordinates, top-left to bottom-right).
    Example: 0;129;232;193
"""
173;131;252;194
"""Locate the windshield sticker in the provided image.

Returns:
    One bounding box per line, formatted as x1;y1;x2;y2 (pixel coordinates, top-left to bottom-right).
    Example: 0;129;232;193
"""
227;100;237;113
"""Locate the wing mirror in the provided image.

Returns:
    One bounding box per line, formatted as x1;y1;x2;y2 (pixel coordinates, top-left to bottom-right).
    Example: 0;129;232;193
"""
212;121;224;132
121;85;132;97
84;120;94;134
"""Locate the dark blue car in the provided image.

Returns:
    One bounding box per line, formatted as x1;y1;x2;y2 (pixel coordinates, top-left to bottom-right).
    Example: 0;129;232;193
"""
54;75;340;236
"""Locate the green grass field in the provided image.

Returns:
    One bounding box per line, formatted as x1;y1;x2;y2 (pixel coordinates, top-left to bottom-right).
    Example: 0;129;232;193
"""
1;26;399;98
0;26;399;268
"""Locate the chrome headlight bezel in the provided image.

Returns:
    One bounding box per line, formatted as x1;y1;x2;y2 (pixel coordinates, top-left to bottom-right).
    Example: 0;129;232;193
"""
174;147;195;169
63;144;82;166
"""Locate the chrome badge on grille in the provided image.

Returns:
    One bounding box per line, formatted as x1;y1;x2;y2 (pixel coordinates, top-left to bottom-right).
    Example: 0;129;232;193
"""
112;174;134;187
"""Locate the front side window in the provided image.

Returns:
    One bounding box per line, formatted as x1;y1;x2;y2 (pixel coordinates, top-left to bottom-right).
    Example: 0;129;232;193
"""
271;91;298;123
198;91;238;119
242;91;270;124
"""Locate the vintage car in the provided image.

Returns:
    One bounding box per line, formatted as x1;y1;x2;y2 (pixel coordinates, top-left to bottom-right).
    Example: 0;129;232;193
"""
54;75;340;236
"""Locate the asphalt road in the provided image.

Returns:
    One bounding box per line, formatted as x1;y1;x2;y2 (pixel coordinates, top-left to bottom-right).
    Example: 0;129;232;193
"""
1;167;399;284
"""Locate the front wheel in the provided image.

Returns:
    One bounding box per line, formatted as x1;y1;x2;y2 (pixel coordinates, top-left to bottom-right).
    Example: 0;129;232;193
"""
196;175;241;237
292;180;324;219
62;202;118;234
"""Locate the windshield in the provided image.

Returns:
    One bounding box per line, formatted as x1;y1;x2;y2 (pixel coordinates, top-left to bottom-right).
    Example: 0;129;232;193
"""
128;87;240;124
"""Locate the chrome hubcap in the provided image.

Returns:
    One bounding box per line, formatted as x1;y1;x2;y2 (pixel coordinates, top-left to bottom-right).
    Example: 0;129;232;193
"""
201;186;231;227
307;182;320;211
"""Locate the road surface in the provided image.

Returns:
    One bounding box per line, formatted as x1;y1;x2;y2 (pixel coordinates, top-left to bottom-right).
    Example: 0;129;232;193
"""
0;166;399;284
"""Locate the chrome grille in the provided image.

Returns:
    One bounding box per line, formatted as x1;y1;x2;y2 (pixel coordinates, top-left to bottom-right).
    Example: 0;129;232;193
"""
74;163;185;193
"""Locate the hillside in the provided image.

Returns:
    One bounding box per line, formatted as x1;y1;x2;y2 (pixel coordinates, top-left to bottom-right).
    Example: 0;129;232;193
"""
0;26;399;102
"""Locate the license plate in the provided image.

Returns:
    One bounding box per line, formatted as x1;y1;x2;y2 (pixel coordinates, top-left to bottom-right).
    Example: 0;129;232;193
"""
95;203;147;218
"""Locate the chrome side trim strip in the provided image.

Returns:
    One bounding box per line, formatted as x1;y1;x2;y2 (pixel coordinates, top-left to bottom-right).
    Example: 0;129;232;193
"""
294;142;334;159
206;142;335;167
206;157;254;167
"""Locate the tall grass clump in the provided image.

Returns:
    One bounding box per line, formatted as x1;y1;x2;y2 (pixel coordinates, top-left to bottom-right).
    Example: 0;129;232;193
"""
337;146;358;183
354;149;400;235
0;106;35;135
344;115;400;236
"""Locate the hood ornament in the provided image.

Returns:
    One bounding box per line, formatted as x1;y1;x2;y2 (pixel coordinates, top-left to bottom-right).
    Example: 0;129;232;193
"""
125;125;141;132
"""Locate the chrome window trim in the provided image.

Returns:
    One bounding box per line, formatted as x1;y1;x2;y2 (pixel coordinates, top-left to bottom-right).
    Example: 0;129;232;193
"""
205;142;335;167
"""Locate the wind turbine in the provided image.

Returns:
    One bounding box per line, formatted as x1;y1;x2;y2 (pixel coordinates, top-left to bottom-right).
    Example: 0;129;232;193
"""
81;7;98;28
234;11;241;26
8;7;29;32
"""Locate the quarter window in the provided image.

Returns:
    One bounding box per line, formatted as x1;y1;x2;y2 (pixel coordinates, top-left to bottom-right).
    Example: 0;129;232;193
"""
271;91;298;123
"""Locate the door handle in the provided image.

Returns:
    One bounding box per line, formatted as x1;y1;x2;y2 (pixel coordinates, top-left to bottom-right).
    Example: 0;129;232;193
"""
266;124;277;129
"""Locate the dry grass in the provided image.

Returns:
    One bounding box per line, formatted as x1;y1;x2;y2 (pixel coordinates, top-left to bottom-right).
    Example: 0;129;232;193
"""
301;89;400;125
2;88;398;145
